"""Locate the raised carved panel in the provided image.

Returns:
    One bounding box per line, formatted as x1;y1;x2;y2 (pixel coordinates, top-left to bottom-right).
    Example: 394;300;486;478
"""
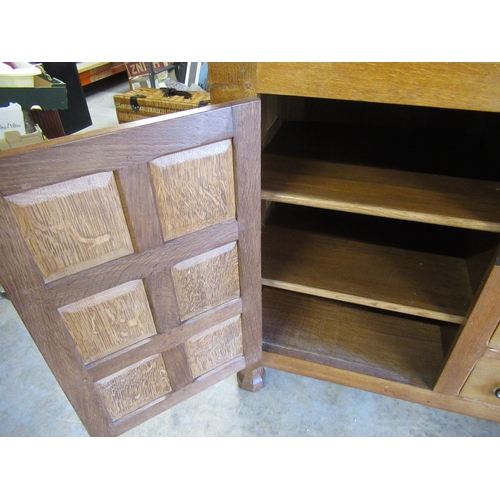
95;355;171;420
149;140;236;242
171;242;240;321
5;172;134;283
186;315;244;378
59;280;157;364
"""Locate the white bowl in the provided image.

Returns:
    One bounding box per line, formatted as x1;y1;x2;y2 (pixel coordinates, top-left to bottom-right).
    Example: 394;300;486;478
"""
0;64;41;88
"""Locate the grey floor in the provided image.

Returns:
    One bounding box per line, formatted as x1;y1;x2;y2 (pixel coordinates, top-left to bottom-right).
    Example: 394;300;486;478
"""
1;73;500;437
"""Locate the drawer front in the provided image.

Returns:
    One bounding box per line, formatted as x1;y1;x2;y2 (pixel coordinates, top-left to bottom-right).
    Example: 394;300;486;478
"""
460;354;500;406
489;323;500;349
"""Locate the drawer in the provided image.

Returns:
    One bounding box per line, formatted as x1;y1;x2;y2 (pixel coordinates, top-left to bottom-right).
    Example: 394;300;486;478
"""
489;323;500;349
460;351;500;406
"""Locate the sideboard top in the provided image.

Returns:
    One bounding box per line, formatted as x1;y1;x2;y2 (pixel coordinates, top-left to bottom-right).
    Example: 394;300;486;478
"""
210;63;500;113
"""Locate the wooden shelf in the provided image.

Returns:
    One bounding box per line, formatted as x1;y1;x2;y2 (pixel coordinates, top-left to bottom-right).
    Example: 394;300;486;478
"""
262;121;500;232
262;204;488;324
262;287;453;389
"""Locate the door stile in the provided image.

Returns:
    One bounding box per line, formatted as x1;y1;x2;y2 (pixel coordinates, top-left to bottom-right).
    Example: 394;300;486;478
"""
231;100;263;366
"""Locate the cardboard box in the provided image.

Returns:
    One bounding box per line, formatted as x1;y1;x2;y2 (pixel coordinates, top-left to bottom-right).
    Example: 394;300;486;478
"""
0;102;25;138
0;127;45;151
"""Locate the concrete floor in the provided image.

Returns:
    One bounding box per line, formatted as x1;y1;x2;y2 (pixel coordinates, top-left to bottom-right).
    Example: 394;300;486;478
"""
1;72;500;437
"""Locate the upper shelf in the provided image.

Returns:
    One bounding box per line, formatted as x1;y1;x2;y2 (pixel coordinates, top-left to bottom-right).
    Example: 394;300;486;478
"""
255;63;500;113
262;121;500;233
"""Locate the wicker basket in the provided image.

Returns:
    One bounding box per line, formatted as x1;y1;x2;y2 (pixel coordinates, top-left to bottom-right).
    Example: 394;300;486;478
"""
114;88;211;124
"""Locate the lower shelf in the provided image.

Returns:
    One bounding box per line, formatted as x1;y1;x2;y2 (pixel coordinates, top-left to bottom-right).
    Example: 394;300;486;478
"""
262;286;456;389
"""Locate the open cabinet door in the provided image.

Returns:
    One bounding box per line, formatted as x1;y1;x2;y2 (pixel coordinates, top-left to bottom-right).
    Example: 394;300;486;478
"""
0;98;261;436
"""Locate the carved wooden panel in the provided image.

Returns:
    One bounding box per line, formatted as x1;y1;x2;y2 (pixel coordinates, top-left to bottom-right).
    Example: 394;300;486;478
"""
5;172;133;283
150;140;236;242
95;355;172;420
0;98;261;436
186;315;244;378
171;242;241;321
58;280;157;364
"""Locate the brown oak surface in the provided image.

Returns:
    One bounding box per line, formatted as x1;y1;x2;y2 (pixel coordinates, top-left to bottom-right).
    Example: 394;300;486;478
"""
261;351;500;423
210;62;500;422
0;98;262;436
262;204;474;323
460;350;500;407
255;63;500;112
489;323;500;350
263;287;448;388
435;264;500;395
262;153;500;232
262;119;500;232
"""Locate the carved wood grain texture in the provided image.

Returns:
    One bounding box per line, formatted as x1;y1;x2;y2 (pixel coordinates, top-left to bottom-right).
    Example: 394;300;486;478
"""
186;315;244;378
48;219;239;309
87;298;243;382
5;172;134;283
0;196;114;436
113;357;247;436
171;242;240;321
0;98;263;436
150;140;236;241
0;104;234;195
95;355;172;420
59;280;157;364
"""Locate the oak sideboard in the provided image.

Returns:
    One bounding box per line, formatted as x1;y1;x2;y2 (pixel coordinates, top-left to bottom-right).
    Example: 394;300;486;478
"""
0;63;499;436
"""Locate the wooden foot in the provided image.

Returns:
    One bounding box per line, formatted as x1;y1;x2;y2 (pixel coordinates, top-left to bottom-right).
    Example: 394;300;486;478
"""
237;364;266;392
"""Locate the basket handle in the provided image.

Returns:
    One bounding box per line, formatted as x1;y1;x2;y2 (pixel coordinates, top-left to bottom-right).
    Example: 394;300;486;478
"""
160;88;192;99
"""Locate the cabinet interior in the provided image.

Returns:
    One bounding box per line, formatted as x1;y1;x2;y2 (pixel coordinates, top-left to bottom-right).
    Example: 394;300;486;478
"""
260;94;500;389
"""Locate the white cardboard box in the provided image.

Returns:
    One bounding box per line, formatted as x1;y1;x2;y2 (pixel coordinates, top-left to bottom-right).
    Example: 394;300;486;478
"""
0;102;25;139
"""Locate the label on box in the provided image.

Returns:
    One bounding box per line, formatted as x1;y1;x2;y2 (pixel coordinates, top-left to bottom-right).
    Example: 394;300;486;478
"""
0;102;25;139
125;62;172;78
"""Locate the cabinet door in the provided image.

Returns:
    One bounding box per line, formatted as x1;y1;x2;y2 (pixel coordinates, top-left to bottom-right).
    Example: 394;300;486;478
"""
0;98;261;436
